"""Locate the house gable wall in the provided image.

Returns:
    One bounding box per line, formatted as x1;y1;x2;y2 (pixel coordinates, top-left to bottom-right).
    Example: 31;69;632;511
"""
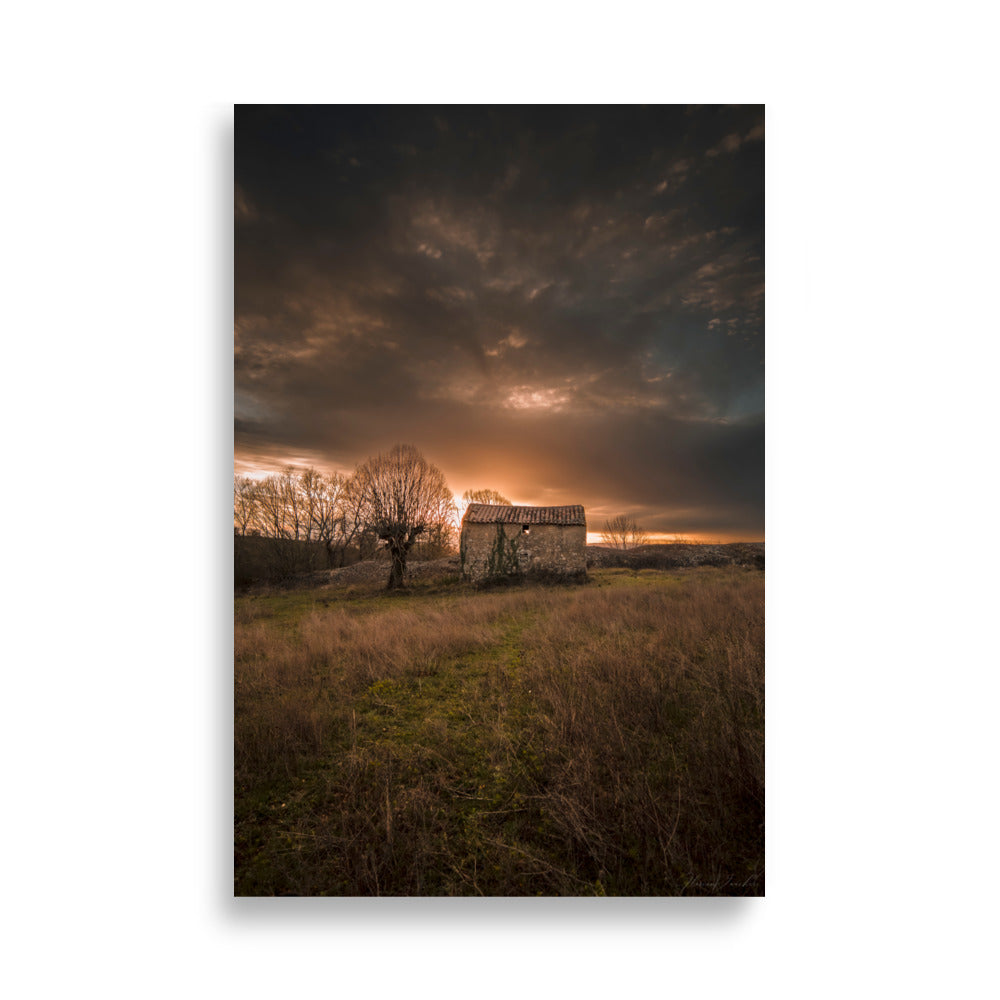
460;521;586;582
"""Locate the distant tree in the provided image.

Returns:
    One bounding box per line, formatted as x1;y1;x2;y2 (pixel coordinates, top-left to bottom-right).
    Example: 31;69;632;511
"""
418;486;459;557
602;514;650;551
234;476;259;535
461;488;512;506
458;488;512;523
296;467;330;541
234;467;352;544
253;470;295;539
327;471;366;566
294;467;363;565
354;444;455;590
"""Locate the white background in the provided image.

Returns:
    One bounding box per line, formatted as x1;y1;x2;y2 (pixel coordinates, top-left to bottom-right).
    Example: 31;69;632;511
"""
2;3;998;997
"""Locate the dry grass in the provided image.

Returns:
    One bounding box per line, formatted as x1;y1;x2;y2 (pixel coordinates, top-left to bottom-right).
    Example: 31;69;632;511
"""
515;574;763;892
235;566;763;895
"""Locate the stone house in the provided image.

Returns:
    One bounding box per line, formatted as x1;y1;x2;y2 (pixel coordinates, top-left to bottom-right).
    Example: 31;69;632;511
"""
459;503;587;582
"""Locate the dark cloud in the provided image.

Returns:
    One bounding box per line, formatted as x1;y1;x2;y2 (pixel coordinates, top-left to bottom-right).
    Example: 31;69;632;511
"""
235;105;764;538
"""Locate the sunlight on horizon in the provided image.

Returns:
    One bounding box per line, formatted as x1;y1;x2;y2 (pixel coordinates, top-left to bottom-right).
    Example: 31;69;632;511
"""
584;530;759;545
235;458;761;543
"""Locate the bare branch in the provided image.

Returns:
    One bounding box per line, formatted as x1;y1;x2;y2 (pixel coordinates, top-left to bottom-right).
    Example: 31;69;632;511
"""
602;514;649;551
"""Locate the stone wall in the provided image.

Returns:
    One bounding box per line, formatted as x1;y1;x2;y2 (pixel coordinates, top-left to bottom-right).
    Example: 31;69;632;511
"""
460;522;587;582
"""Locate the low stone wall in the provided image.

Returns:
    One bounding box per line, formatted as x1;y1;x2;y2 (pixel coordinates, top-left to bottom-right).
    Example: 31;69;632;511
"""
460;522;587;582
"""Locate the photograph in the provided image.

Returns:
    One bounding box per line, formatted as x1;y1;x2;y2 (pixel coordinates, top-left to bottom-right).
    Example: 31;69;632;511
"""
10;1;998;989
234;104;764;896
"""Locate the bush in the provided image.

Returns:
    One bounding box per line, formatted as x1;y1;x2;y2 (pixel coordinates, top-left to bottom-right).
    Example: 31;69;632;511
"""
235;535;333;586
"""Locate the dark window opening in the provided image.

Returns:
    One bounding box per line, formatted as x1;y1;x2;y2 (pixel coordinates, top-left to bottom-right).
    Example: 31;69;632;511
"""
521;524;530;535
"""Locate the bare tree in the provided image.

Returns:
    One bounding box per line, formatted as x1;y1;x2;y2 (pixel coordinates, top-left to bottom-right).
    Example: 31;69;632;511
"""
458;487;511;523
461;488;512;506
354;444;454;589
295;467;324;541
293;467;341;543
234;476;259;535
254;473;291;538
602;514;650;551
420;487;459;557
328;470;367;566
283;467;304;540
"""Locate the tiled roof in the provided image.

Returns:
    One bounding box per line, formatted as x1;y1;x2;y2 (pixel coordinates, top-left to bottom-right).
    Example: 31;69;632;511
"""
462;503;586;526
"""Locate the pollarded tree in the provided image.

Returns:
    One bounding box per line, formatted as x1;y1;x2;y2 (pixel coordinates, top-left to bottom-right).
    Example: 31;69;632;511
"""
354;444;455;590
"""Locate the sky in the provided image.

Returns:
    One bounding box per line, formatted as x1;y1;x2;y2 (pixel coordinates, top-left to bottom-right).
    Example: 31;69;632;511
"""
235;105;764;541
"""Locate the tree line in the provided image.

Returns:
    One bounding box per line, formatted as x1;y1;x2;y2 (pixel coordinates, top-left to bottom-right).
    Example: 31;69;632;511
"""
235;446;458;573
235;442;654;587
235;444;521;589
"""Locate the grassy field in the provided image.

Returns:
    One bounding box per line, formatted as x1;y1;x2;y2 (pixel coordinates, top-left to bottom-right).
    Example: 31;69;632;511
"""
234;565;764;896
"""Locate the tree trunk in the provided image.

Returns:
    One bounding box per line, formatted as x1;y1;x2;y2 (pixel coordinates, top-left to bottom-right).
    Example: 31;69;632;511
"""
386;539;407;590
